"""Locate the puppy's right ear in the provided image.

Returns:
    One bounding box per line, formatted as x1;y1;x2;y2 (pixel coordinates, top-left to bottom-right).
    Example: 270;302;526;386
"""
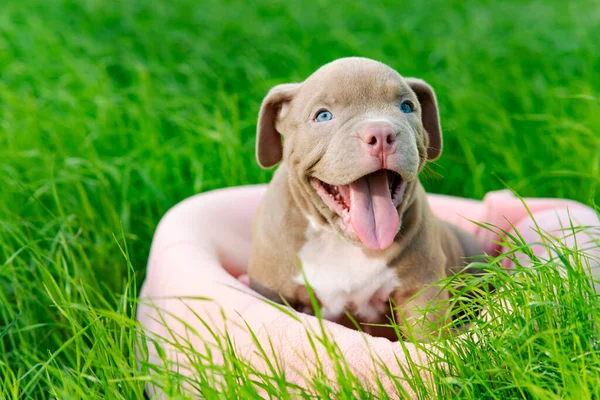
405;78;442;161
256;83;300;168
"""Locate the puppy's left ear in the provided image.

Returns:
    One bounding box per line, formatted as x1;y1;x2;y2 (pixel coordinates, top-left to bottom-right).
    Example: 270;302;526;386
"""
405;78;442;160
256;83;301;169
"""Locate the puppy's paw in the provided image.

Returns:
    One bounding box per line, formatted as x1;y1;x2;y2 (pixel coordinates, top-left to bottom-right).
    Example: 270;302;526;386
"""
370;286;395;315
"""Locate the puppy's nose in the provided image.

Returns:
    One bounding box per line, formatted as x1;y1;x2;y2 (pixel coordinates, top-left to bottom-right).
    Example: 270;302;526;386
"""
360;126;397;157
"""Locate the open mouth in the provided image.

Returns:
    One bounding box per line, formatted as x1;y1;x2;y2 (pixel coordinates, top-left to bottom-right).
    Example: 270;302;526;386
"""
311;170;408;251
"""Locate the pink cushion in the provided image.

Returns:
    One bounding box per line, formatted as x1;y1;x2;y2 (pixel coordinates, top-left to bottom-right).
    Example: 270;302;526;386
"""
137;185;598;398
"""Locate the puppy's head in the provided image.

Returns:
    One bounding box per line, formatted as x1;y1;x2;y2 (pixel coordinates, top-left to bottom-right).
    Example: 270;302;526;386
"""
256;57;442;251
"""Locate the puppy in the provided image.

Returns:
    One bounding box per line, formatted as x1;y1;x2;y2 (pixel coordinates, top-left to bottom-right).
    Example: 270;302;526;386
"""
248;57;484;340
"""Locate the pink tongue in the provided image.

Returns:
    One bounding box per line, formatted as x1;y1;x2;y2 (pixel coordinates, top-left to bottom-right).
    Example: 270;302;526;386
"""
349;170;400;250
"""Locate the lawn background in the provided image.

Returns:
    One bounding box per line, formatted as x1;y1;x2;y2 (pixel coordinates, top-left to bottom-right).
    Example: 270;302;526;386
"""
1;0;599;398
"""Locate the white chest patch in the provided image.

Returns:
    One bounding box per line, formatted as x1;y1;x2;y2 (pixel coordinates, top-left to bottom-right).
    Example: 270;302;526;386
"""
294;222;400;322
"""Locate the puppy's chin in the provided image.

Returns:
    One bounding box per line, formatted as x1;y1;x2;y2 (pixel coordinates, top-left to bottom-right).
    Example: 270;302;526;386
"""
309;170;408;251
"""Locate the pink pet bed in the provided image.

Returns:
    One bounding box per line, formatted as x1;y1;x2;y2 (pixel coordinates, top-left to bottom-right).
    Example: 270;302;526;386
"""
137;185;599;398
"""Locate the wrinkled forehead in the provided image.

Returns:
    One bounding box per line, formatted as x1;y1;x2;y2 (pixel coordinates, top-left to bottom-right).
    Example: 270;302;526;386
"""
298;61;412;106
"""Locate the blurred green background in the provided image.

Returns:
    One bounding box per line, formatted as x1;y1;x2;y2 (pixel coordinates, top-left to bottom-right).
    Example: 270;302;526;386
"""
1;0;599;397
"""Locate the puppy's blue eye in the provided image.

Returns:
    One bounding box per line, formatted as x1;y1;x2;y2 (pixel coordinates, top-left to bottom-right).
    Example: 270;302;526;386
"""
315;110;333;122
400;101;413;113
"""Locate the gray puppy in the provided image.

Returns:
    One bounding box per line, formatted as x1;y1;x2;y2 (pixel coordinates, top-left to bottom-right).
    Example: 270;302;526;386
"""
249;57;483;340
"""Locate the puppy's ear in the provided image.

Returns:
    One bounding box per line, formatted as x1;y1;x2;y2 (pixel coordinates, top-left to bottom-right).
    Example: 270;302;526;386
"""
405;78;442;160
256;83;301;168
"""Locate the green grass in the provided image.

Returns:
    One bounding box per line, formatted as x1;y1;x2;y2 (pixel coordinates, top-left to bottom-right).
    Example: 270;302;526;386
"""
1;0;600;398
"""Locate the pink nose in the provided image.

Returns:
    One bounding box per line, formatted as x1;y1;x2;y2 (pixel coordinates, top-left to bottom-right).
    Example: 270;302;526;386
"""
360;126;397;157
